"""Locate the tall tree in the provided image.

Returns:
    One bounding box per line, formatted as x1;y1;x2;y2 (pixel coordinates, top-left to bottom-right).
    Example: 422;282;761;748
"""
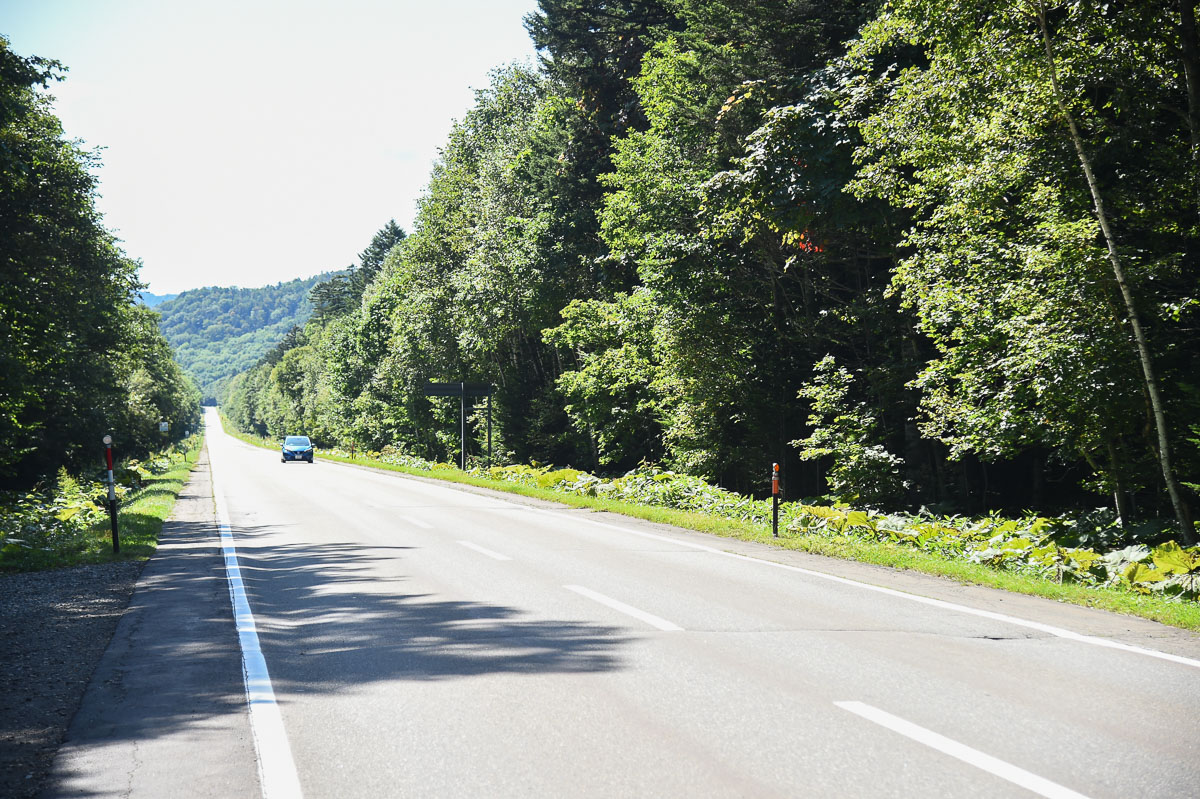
850;1;1198;538
552;0;895;489
1032;1;1194;537
349;219;406;298
526;0;678;137
2;40;130;484
1;38;199;484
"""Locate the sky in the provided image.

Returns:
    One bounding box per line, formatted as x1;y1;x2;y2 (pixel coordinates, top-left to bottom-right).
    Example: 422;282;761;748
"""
1;0;541;294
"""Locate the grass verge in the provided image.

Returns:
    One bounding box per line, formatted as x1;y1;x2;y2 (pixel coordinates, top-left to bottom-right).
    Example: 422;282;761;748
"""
220;418;1200;631
0;438;204;572
101;443;203;563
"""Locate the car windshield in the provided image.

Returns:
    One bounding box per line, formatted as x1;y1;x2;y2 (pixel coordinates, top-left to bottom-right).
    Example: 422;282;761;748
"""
284;436;311;447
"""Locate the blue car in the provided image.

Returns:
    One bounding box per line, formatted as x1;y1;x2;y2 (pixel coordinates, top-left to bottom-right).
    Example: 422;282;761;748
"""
281;435;315;463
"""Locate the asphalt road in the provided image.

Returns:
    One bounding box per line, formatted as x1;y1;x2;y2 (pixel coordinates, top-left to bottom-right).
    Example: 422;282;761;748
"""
46;408;1200;797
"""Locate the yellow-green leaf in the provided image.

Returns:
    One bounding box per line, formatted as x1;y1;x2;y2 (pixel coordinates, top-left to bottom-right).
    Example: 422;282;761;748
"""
1151;541;1197;575
1123;562;1168;586
55;506;83;522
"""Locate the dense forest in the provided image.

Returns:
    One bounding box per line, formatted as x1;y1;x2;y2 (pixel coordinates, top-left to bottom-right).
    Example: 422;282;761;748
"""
223;0;1199;541
155;275;331;401
0;38;200;490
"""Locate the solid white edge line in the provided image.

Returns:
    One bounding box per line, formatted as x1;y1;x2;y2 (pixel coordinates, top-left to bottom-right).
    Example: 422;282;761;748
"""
834;701;1091;799
564;584;684;631
457;540;513;561
523;508;1200;670
213;474;304;799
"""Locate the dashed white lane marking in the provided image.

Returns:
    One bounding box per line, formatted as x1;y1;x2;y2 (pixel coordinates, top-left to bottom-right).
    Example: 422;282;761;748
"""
458;540;512;561
564;585;684;632
214;472;304;799
524;508;1200;671
401;514;434;529
835;701;1091;799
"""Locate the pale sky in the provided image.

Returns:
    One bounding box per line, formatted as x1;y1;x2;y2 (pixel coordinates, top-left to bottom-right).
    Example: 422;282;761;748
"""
1;0;541;294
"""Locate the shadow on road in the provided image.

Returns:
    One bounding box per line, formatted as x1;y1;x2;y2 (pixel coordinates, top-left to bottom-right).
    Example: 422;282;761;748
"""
42;498;632;796
230;525;630;690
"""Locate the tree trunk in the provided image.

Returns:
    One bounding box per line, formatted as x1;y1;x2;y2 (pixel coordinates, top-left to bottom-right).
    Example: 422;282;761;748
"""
1104;441;1134;524
587;423;601;471
1036;6;1196;543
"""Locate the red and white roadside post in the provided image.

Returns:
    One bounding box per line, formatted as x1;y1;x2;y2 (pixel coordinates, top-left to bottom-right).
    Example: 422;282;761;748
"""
771;462;780;538
103;434;119;553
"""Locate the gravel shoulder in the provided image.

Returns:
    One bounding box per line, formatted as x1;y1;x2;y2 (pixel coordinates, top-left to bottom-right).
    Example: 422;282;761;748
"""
35;445;257;799
0;560;145;799
0;444;248;799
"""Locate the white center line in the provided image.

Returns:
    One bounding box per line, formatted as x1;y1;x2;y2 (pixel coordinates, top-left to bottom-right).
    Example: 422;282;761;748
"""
834;701;1091;799
458;540;512;561
564;585;684;631
401;514;434;529
213;472;304;799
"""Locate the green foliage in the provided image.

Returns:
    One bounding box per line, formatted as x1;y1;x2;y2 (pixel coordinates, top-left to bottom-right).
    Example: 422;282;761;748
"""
475;459;780;526
310;220;406;321
848;0;1200;513
224;66;605;465
220;1;1197;532
571;3;914;488
117;304;203;455
0;37;201;489
544;290;664;466
792;355;906;507
0;432;201;571
783;503;1200;600
0;470;109;566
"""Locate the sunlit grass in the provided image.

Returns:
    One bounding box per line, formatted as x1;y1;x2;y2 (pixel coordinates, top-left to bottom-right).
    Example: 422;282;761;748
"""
219;418;1200;631
0;440;203;572
100;446;202;563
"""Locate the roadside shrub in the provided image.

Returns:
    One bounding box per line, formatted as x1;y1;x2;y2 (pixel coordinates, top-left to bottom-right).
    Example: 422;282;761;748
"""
0;433;202;570
0;470;109;567
783;505;1200;599
477;464;1200;601
791;356;907;508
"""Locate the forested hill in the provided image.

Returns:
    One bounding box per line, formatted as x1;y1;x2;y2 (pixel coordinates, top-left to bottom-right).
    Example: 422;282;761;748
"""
156;274;333;400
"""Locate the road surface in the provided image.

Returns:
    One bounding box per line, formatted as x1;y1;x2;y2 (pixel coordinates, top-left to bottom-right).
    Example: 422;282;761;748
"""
45;408;1200;797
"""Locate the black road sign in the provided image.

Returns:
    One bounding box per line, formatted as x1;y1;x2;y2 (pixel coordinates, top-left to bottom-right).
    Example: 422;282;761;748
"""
424;382;494;397
422;382;495;468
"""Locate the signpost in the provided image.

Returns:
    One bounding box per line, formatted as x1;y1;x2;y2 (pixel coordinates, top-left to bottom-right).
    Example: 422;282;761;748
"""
103;434;119;553
423;382;495;469
771;462;780;538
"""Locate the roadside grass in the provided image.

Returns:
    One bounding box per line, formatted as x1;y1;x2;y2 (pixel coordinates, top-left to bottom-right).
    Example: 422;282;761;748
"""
220;419;1200;631
0;438;203;572
103;448;201;562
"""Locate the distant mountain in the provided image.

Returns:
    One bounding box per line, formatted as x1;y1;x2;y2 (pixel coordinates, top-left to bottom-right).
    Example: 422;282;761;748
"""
156;274;335;400
138;291;179;308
